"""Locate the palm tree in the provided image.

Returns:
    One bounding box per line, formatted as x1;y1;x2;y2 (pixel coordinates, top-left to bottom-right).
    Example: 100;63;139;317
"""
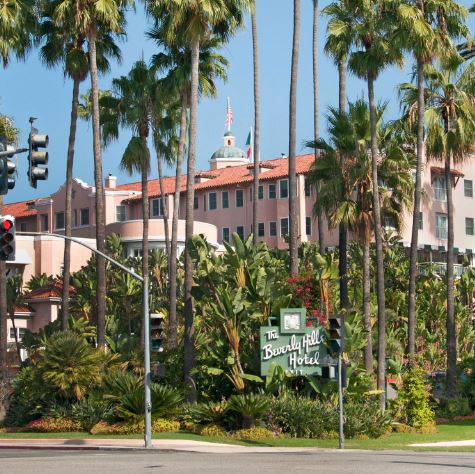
322;0;354;309
312;0;324;254
149;34;229;349
308;100;414;372
0;0;35;377
251;5;260;246
100;60;159;346
289;0;300;275
396;0;469;359
345;0;404;405
52;0;129;347
38;2;121;331
149;0;253;401
413;63;475;397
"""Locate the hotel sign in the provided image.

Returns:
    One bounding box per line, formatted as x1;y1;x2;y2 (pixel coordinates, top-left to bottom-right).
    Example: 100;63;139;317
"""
260;308;328;376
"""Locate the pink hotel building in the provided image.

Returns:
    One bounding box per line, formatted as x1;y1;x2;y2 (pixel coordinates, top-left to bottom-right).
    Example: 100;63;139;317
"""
4;130;475;349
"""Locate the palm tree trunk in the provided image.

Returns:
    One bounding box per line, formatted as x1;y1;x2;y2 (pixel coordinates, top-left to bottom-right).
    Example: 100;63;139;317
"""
141;141;150;348
312;0;324;255
251;8;260;246
407;57;425;358
168;91;187;349
338;57;349;309
88;26;106;348
363;233;373;372
445;152;457;398
61;75;80;331
0;197;7;377
184;38;200;403
368;73;386;409
156;151;170;256
289;0;300;275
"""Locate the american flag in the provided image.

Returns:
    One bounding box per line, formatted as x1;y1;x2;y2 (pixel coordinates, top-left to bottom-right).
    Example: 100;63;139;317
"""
225;97;233;131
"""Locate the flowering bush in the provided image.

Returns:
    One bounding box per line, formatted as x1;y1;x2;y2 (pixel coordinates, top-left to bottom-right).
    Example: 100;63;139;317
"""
25;417;82;433
90;418;180;435
233;427;278;440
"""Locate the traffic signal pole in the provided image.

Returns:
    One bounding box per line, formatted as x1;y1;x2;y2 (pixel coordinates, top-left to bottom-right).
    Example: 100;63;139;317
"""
16;231;153;448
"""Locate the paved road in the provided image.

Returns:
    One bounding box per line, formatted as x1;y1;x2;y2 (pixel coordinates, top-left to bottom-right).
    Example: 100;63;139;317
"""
0;449;475;473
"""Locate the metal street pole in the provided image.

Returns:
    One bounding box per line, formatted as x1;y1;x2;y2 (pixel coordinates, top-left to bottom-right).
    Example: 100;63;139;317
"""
338;352;344;449
17;231;152;448
143;275;152;448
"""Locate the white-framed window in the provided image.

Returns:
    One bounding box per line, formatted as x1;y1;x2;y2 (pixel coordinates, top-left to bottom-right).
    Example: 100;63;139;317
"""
279;179;289;199
433;176;447;201
465;179;473;198
258;185;264;200
222;227;230;242
222;191;229;209
9;328;26;340
55;212;65;230
280;217;289;236
20;223;27;232
436;213;448;239
194;196;199;210
258;222;265;237
236;225;244;240
466;217;474;236
209;192;217;210
116;205;126;222
269;184;276;199
151;198;164;217
418;212;423;231
236;189;244;208
306;217;312;236
80;208;89;226
269;221;277;236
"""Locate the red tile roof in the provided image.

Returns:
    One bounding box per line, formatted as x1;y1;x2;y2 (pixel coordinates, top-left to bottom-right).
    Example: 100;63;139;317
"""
14;304;34;314
3;200;38;218
23;280;75;301
124;154;314;202
431;166;464;177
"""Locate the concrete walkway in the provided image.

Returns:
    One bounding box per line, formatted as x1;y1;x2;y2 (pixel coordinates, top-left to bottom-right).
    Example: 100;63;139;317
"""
410;440;475;448
0;438;329;453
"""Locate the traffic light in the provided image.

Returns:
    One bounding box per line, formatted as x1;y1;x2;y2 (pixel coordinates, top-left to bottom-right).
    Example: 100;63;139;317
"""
28;126;48;188
0;215;15;261
150;313;164;353
328;314;344;354
0;144;16;195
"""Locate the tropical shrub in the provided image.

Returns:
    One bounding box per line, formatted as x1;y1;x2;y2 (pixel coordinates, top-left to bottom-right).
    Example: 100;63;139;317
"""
393;366;435;429
71;397;114;432
343;397;391;438
185;400;228;426
227;393;271;428
436;397;471;419
90;418;180;435
24;417;82;433
270;395;334;438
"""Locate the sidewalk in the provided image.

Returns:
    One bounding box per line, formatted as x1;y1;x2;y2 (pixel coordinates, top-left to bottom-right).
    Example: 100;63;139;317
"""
0;437;328;453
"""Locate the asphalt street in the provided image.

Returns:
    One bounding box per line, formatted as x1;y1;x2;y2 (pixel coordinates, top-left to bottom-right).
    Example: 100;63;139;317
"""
0;449;474;474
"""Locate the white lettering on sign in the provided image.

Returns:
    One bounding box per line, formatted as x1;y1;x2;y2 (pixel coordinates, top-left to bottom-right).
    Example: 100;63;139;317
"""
261;329;324;368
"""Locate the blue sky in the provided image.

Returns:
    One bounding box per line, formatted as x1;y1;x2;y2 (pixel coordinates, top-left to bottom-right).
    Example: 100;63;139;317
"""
1;0;474;203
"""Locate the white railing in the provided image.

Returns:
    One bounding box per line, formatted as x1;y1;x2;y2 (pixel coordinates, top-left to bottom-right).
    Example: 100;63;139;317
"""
418;262;466;278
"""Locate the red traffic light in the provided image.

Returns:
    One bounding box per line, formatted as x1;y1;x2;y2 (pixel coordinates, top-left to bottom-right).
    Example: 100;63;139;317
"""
1;219;12;231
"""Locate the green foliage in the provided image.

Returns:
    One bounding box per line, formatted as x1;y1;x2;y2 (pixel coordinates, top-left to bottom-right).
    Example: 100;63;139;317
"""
70;397;114;432
270;395;335;438
343;397;391;438
90;418;180;435
199;423;228;437
436;398;471;419
393;366;435;429
227;393;271;429
185;400;228;426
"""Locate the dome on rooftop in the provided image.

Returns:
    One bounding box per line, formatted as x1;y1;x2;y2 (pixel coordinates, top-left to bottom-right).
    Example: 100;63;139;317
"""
211;145;247;161
224;130;234;137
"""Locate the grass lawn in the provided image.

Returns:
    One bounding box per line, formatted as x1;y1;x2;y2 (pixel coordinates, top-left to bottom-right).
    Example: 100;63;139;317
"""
1;420;474;451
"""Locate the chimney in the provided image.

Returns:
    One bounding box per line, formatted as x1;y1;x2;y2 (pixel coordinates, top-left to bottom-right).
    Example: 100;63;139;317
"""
105;174;117;189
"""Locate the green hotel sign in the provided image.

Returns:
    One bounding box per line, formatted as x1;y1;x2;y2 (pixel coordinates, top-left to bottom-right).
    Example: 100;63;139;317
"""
260;308;328;376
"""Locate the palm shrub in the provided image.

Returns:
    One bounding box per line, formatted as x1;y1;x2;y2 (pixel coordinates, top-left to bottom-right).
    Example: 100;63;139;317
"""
71;397;114;432
37;331;105;400
343;396;391;438
227;393;271;429
103;370;182;421
185;400;228;426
